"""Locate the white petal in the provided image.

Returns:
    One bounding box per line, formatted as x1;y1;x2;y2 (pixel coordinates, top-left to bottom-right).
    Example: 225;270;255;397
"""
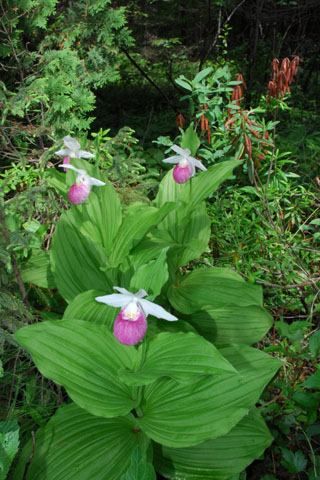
87;176;106;187
55;148;71;157
189;161;196;176
64;136;80;151
139;298;178;321
58;164;86;174
79;150;95;159
162;155;182;164
113;287;133;296
95;294;133;308
171;145;190;157
190;157;207;171
135;289;148;299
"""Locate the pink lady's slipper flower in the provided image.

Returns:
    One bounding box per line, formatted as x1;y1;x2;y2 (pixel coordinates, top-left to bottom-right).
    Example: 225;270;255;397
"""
58;164;106;204
162;145;207;184
95;287;178;346
55;136;95;171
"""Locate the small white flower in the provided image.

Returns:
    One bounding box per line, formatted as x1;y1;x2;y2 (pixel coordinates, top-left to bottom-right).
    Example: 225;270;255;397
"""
162;145;207;177
55;135;95;159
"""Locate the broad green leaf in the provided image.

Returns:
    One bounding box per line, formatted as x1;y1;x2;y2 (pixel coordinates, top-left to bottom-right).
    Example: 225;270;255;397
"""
0;420;19;480
181;123;200;156
302;369;320;389
14;403;147;480
281;448;307;474
69;159;121;254
137;344;281;447
154;409;273;480
168;267;263;314
108;202;176;267
15;320;138;418
20;250;56;289
121;446;157;480
51;211;112;302
176;202;211;267
63;289;117;327
130;248;169;300
130;230;179;268
175;77;192;91
119;332;236;386
180;160;242;212
146;318;198;339
189;304;273;345
193;67;213;84
309;330;320;357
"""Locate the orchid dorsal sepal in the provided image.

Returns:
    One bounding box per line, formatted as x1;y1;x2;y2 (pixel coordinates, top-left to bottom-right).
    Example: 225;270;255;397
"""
95;287;178;322
58;164;106;187
55;135;95;159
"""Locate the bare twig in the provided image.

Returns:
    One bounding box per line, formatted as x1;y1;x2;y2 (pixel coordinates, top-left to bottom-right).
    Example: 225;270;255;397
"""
120;47;179;113
199;0;247;69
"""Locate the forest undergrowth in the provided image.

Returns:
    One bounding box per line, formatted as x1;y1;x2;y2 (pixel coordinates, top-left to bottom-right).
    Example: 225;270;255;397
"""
1;1;320;479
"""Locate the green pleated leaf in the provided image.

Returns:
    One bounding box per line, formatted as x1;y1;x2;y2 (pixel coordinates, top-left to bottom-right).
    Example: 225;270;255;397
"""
51;211;112;302
146;318;198;339
68;159;122;255
130;248;169;300
109;202;176;268
0;420;19;480
174;202;211;267
189;304;273;345
168;267;263;314
153;408;273;480
130;229;180;268
20;250;56;289
137;344;281;447
121;446;157;480
119;332;237;387
180;123;200;156
14;403;147;480
183;160;242;212
63;289;117;327
14;320;138;418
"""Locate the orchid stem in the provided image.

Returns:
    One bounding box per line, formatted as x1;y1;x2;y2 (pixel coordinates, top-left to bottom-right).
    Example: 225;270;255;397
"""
137;338;147;371
133;339;147;417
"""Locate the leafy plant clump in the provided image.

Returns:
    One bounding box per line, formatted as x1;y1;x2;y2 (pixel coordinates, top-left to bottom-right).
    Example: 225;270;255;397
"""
10;126;282;479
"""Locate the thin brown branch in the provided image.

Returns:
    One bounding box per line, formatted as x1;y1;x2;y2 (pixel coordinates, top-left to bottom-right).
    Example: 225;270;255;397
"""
236;270;320;290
